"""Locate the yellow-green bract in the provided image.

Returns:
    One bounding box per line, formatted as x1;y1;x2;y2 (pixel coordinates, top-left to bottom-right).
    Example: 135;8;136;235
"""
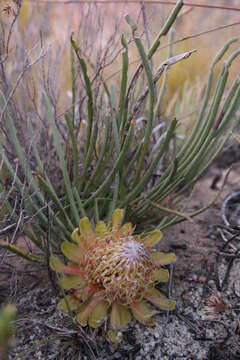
51;209;176;343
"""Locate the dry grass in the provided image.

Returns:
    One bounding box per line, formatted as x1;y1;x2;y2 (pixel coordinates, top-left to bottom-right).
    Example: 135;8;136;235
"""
1;0;239;118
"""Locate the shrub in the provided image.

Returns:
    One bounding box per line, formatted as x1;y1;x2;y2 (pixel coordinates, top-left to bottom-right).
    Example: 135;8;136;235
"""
1;0;240;346
1;1;240;260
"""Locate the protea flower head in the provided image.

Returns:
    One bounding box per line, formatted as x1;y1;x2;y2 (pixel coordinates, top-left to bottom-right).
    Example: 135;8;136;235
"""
50;209;176;343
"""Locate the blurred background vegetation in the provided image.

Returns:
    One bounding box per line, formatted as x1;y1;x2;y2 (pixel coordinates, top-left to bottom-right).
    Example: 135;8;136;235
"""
0;0;239;118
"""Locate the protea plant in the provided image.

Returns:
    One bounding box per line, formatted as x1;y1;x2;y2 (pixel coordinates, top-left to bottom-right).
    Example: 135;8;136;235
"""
1;0;240;259
51;209;176;343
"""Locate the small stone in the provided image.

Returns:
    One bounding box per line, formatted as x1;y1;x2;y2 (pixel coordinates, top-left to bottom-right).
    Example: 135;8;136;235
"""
199;275;207;284
149;341;155;348
144;344;150;353
36;351;42;359
208;280;215;286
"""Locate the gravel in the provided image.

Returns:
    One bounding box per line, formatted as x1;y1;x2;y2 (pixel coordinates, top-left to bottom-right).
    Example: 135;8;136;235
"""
5;266;240;360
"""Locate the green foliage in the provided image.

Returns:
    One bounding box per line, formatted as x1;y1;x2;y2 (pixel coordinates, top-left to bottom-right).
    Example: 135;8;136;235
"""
0;0;240;259
0;305;17;359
